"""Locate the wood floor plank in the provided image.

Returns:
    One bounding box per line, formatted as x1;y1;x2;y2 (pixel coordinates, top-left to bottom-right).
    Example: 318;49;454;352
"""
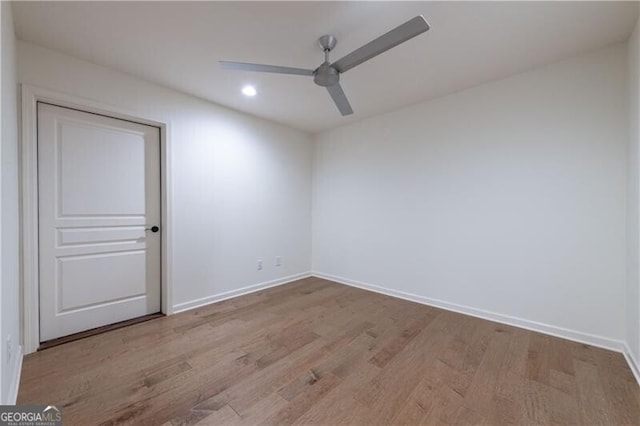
463;327;511;422
292;362;380;425
526;333;550;385
523;379;552;424
201;338;331;415
354;312;460;425
260;373;341;425
194;404;242;426
548;382;580;425
232;393;288;425
368;313;435;368
574;359;616;425
495;327;530;402
436;316;496;399
17;278;640;425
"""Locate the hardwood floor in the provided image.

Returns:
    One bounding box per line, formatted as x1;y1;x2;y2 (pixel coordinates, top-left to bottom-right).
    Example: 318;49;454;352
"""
18;277;640;425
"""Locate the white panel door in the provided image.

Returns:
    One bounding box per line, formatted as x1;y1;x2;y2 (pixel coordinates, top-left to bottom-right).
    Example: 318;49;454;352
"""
38;103;161;341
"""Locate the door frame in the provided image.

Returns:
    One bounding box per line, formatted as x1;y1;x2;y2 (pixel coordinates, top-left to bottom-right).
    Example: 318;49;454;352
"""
21;84;174;354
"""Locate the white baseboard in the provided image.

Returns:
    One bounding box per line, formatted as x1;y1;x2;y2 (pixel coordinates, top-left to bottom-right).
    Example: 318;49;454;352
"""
623;344;640;386
5;345;23;405
172;272;312;313
312;272;626;354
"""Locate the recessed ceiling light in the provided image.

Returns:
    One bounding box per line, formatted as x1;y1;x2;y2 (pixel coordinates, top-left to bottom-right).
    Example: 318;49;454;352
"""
242;85;257;97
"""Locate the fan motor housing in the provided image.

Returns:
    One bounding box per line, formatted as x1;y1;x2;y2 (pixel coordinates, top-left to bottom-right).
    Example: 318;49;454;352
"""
314;63;339;87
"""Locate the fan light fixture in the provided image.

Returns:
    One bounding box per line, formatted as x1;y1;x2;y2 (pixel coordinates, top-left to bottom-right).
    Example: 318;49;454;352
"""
242;85;257;97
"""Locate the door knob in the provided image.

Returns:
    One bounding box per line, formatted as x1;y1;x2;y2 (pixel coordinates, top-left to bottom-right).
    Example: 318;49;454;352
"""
145;226;160;233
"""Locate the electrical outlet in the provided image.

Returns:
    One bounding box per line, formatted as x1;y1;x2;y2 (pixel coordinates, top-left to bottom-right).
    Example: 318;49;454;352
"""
257;259;263;270
275;256;281;267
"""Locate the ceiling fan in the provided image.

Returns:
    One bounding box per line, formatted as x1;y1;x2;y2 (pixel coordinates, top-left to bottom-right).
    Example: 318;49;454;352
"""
220;16;430;116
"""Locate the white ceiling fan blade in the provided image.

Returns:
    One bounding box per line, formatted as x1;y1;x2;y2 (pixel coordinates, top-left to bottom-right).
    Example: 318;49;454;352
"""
219;61;314;76
332;16;430;74
326;84;353;116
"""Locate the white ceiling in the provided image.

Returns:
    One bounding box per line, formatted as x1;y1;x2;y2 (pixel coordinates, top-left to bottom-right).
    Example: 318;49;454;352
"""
12;1;639;133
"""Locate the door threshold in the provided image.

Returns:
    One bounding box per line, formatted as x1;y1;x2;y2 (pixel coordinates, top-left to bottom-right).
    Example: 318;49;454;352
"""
38;313;165;351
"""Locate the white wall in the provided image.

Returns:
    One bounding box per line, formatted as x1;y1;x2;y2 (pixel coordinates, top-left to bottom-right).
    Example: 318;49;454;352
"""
1;1;22;403
313;44;628;347
17;41;313;313
627;15;640;375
